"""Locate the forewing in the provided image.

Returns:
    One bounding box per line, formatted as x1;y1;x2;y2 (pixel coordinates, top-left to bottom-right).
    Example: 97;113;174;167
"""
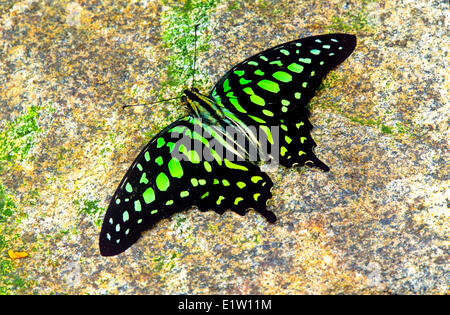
99;117;274;256
210;33;356;169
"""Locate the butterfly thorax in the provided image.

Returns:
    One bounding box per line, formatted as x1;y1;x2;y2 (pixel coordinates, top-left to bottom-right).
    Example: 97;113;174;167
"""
184;89;262;160
183;89;225;126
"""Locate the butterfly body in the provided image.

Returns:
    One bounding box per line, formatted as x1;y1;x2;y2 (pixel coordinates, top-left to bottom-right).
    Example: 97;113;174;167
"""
99;33;356;256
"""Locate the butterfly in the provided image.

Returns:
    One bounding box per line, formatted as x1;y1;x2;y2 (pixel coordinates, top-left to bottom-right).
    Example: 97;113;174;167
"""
99;33;356;256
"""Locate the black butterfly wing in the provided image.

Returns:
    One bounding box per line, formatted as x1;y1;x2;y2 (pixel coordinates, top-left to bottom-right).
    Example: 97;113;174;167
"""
210;33;356;169
99;117;274;256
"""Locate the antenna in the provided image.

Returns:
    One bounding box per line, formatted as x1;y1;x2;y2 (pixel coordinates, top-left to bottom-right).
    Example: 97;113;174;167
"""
121;96;183;110
192;23;200;88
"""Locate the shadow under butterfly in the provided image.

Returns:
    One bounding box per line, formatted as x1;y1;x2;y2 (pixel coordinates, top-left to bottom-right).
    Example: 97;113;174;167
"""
99;33;357;256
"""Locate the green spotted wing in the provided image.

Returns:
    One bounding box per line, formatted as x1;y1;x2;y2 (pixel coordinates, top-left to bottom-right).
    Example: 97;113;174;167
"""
99;116;275;256
100;33;356;256
210;33;356;169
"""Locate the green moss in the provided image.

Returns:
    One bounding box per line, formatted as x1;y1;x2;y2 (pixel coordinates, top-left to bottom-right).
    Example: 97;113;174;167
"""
160;0;221;93
73;198;105;228
317;72;340;92
0;185;16;223
153;251;179;272
381;124;393;134
0;184;31;294
328;5;375;33
0;105;42;171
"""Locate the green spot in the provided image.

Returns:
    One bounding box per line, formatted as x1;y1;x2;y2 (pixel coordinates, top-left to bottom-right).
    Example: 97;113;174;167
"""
281;106;288;113
269;60;283;66
323;45;331;49
198;179;206;185
280;49;290;55
180;191;189;198
281;99;290;106
223;79;231;92
302;82;308;88
248;61;258;66
249;114;266;123
213;178;219;184
143;187;155;204
251;95;266;106
115;224;120;232
134;200;142;212
287;63;304;73
136;163;143;171
243;87;254;95
285;135;292;144
280;124;288;131
258;80;280;93
239;78;252;85
259;55;268;61
254;69;265;76
156;172;170;191
260;125;273;144
216;196;225;205
310;49;321;55
236;181;246;189
191;178;198;187
210;148;222;166
222;179;230;186
137;219;143;223
155;156;163;166
186;150;200;164
230;97;247;113
144;151;150;162
139;172;149;184
157;137;165;148
201;191;209;199
298;58;311;64
300;137;307;143
150;210;158;215
234;70;245;77
272;71;292;83
295;43;302;47
169;126;186;134
298;151;306;156
296;122;305;128
295;92;301;99
168;158;183;178
115;198;120;204
165;200;174;206
280;146;287;156
315;39;322;43
125;183;133;193
123;211;129;222
234;197;244;205
320;61;324;65
251;176;263;183
253;193;261;201
310;71;315;77
204;161;212;172
224;159;248;171
262;109;274;117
